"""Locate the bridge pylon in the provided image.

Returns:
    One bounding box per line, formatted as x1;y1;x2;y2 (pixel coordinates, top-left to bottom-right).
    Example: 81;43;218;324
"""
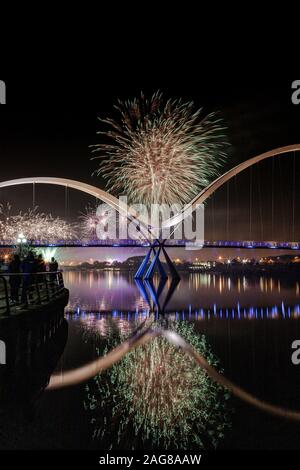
134;241;180;281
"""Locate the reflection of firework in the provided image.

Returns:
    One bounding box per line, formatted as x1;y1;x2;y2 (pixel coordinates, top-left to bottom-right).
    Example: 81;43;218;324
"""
84;322;231;450
92;92;228;206
0;204;76;242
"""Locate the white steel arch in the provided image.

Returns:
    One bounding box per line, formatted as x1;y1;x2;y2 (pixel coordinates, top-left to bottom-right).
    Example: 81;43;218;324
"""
162;144;300;230
0;144;299;235
0;177;153;240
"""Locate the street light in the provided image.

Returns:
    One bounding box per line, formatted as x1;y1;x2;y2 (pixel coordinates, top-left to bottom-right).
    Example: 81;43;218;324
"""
16;233;28;257
17;233;27;244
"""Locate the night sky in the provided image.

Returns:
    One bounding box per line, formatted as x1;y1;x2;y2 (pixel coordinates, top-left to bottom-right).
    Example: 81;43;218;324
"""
0;77;299;261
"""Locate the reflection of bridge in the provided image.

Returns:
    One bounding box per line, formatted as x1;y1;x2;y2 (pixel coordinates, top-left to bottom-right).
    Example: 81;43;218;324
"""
65;304;300;320
0;240;300;250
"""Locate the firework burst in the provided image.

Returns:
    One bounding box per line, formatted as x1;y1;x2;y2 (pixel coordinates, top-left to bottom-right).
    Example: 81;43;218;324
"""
0;203;76;243
79;203;140;241
79;204;102;239
91;92;228;207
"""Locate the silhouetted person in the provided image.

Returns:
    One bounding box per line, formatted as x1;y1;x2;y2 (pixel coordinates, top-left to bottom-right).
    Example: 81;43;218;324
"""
36;254;46;273
49;257;58;273
9;254;21;303
21;252;37;304
49;257;59;291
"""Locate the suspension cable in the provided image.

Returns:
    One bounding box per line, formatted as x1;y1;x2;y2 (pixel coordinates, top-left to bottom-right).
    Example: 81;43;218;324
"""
258;164;264;240
271;157;274;239
292;151;296;241
226;181;230;240
65;185;68;220
211;193;215;241
32;182;36;209
249;167;252;239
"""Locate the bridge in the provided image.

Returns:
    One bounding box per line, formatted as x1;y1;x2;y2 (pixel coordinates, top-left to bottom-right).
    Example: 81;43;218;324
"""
0;240;299;250
0;144;299;248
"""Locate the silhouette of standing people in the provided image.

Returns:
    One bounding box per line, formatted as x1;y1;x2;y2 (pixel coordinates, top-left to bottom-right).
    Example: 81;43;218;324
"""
21;252;37;305
49;257;59;291
49;257;58;273
36;254;46;272
8;254;21;304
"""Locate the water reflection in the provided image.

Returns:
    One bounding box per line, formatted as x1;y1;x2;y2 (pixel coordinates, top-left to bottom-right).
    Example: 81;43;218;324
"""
66;303;300;337
64;271;300;314
64;271;300;341
84;321;232;450
0;270;298;450
59;270;300;450
135;277;180;313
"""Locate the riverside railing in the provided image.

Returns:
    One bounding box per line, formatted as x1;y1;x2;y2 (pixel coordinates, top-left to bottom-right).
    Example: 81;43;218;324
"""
0;272;65;316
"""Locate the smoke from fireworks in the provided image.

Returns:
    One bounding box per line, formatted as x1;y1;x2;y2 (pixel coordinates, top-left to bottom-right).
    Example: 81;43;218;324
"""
92;92;228;207
0;203;76;243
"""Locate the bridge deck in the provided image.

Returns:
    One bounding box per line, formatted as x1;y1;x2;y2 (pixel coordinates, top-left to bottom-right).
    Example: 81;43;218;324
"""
0;241;300;249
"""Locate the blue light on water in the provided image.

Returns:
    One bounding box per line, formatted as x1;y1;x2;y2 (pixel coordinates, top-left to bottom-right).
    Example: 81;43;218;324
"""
66;299;300;324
